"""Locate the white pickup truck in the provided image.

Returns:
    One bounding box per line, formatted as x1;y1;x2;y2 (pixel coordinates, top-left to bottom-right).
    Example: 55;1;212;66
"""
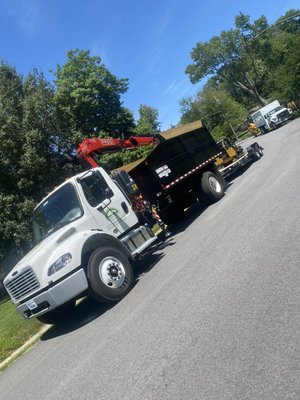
251;100;292;133
4;167;156;324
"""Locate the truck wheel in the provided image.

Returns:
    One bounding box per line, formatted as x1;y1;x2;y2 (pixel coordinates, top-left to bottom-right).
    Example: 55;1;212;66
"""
271;122;277;130
260;126;266;134
200;171;225;204
36;300;76;325
251;147;262;161
87;247;133;303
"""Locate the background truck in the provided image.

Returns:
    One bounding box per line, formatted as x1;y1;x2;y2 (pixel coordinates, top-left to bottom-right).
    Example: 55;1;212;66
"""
250;100;292;133
4;121;227;324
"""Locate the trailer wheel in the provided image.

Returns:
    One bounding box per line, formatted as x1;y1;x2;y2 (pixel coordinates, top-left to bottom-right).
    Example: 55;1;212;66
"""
36;300;76;325
251;147;262;161
257;146;263;157
87;246;133;303
200;171;225;204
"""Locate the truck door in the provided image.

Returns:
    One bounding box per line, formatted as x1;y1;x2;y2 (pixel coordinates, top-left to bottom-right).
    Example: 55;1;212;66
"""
78;170;138;237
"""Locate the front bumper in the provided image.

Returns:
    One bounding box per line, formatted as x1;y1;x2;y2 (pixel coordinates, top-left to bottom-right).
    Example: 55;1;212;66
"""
17;268;88;319
274;116;291;126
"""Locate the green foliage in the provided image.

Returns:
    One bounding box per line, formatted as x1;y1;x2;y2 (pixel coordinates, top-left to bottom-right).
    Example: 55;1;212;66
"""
0;300;42;364
98;146;154;171
134;104;161;134
184;9;300;137
186;10;300;105
0;64;62;259
101;104;161;169
186;27;268;105
263;31;300;103
180;85;246;140
276;9;300;34
54;49;133;142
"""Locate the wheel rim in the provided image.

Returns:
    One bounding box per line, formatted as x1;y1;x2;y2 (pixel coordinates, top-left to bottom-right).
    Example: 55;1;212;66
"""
208;176;222;193
98;256;126;288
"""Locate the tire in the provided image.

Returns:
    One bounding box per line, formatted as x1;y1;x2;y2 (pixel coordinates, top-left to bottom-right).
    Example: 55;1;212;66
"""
200;171;225;204
257;146;263;157
260;126;267;134
87;246;133;304
250;146;264;161
250;148;261;161
271;122;277;130
37;299;76;325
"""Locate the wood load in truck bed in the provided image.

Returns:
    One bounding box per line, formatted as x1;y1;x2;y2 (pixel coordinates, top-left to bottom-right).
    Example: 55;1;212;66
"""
116;120;206;174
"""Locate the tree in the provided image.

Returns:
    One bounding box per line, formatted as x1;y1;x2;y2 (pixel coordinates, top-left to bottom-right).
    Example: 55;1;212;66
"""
135;105;160;135
275;9;300;34
258;10;300;103
265;31;300;103
0;64;62;260
180;83;246;140
54;49;132;143
186;13;271;106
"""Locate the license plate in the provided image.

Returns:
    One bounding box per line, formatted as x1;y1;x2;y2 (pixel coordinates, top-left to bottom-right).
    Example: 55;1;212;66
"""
26;299;38;310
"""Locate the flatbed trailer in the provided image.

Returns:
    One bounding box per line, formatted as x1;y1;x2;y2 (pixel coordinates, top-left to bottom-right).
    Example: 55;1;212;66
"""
215;137;264;178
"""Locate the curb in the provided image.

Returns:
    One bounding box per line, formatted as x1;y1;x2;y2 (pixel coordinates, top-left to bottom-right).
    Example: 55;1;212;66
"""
0;324;51;373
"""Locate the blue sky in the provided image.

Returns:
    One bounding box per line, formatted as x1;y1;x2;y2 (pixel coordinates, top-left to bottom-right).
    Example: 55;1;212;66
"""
0;0;299;130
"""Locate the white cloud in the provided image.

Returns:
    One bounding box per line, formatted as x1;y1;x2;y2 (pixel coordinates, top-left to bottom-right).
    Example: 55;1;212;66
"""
153;8;171;36
90;41;110;67
2;0;41;36
164;78;187;95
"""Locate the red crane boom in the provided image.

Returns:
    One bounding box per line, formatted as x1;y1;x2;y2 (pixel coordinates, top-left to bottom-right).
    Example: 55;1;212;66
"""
77;135;160;168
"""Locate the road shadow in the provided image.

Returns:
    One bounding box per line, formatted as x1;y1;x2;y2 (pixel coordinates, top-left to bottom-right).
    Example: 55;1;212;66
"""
225;161;253;183
40;297;114;340
134;249;167;276
40;242;170;340
157;162;257;237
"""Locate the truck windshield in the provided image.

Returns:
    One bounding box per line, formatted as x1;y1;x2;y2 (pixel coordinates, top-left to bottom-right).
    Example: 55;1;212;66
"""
32;183;83;244
268;106;283;116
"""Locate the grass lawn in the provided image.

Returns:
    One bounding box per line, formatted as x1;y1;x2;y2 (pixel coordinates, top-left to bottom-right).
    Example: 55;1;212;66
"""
0;299;43;364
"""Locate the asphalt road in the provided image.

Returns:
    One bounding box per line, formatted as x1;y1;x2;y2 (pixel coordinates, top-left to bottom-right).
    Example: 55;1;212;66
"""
1;119;300;400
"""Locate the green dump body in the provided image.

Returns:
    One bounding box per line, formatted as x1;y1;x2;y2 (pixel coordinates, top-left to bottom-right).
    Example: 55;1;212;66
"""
127;121;219;205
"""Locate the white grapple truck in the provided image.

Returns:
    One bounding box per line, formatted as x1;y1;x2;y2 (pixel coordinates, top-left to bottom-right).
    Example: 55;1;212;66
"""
4;167;156;324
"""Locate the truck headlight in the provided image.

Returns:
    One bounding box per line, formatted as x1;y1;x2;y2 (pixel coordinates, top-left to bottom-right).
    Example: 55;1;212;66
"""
48;253;72;276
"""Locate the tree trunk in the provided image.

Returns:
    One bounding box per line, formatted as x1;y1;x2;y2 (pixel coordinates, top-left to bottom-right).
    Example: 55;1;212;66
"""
233;80;268;106
218;70;268;106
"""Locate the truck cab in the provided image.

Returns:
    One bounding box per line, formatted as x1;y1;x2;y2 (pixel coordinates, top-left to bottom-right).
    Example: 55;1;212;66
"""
251;100;292;132
264;105;292;129
4;167;156;324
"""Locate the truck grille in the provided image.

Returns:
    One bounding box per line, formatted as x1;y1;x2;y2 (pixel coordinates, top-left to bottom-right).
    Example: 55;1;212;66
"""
277;110;289;121
5;268;40;301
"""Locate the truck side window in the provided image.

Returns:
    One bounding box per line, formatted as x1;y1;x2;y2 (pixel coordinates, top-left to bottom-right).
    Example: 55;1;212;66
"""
80;172;112;207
